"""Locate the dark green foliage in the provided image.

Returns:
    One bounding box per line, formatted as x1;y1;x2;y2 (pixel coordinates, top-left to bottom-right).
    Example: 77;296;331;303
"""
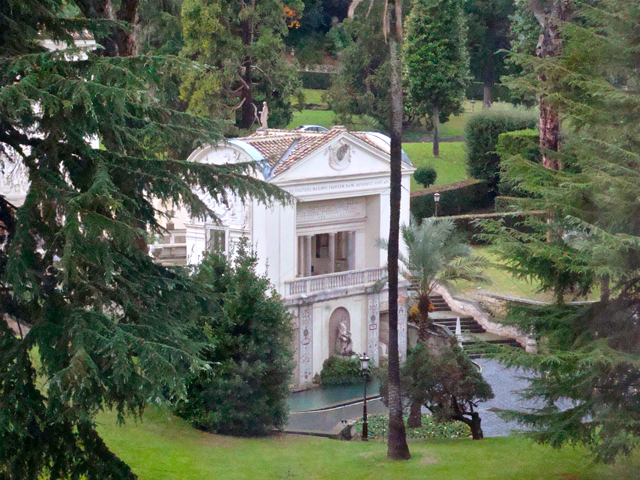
404;0;469;155
319;355;362;387
496;129;540;164
299;71;336;90
176;246;294;437
413;166;437;188
410;180;494;219
180;0;303;132
485;0;640;462
465;109;537;189
0;1;288;477
380;341;494;439
356;414;470;440
466;82;513;102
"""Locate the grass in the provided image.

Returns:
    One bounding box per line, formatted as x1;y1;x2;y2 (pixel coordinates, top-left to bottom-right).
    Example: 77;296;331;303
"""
403;142;469;190
97;407;640;480
300;88;327;107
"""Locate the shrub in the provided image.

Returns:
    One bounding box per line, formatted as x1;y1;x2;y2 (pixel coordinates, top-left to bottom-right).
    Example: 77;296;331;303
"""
410;180;494;219
299;71;335;90
319;356;362;387
465;110;537;190
176;244;294;437
413;166;438;188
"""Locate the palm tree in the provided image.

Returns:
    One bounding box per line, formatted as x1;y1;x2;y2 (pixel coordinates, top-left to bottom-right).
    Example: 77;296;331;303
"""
348;0;411;460
380;216;489;427
397;217;490;340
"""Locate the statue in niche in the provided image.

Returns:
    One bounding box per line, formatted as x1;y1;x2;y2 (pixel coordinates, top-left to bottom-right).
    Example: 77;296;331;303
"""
335;319;353;356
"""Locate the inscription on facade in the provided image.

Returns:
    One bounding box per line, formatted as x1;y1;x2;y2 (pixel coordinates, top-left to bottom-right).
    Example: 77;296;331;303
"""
287;177;389;196
297;197;366;225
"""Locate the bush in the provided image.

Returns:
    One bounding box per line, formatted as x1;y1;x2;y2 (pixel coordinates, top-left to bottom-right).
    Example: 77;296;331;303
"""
299;71;336;90
465;110;537;190
319;356;362;387
496;129;541;197
413;166;438;188
176;244;294;437
410;180;494;219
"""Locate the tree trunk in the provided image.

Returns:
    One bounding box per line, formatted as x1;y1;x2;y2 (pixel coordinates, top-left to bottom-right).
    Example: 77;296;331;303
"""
75;0;140;57
531;0;573;171
407;400;422;428
432;108;440;157
386;8;411;460
453;412;484;440
482;83;492;109
417;294;431;342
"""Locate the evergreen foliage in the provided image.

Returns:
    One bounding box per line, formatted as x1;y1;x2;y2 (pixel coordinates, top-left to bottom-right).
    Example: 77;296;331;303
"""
176;245;294;437
180;0;303;132
413;166;437;189
318;355;362;387
484;0;640;462
465;109;537;191
404;0;470;156
0;1;288;477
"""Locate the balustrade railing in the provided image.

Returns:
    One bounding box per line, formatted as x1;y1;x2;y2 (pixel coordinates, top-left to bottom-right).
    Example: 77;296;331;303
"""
285;267;387;296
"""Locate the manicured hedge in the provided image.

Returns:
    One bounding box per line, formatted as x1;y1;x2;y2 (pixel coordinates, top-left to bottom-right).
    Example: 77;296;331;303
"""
496;129;540;163
465;110;537;190
299;71;336;90
410;180;494;219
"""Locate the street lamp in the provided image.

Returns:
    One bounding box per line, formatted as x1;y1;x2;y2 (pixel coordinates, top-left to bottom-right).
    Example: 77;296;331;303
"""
434;192;441;217
359;352;370;441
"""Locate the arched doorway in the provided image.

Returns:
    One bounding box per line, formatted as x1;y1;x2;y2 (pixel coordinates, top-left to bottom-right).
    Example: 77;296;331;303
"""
328;307;353;357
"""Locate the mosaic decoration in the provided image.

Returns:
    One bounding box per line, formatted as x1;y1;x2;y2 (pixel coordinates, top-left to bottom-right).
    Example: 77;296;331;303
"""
367;294;380;366
299;304;313;384
398;300;408;362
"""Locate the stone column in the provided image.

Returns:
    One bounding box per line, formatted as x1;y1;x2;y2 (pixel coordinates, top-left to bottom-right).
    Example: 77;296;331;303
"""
297;236;302;276
328;233;336;273
299;304;314;384
367;294;380;366
347;231;356;271
304;235;312;277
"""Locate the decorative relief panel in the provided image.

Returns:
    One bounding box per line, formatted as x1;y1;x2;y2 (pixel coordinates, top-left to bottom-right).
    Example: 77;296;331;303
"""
367;294;380;366
296;197;365;225
326;142;351;171
398;300;408;362
299;304;313;384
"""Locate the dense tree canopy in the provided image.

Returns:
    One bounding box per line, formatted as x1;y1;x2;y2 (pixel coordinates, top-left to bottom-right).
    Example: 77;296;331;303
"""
404;0;470;156
487;0;640;462
0;1;286;477
180;0;303;132
176;246;294;437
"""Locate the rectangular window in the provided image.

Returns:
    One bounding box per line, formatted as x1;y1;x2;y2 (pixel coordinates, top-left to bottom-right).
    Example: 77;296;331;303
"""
207;228;226;253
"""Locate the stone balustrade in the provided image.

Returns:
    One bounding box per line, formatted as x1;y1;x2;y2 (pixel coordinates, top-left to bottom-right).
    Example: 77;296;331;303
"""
285;267;386;296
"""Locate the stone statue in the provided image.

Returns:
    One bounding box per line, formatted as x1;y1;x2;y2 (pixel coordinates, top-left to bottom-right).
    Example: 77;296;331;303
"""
259;101;269;129
335;320;353;356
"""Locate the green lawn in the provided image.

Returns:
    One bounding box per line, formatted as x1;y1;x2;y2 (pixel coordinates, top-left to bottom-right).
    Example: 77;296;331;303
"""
403;142;469;190
299;88;328;107
98;408;639;480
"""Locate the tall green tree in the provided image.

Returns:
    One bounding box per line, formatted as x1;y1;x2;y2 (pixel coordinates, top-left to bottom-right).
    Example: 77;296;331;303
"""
404;0;470;157
464;0;515;108
0;1;287;477
486;0;640;462
176;245;294;437
180;0;303;132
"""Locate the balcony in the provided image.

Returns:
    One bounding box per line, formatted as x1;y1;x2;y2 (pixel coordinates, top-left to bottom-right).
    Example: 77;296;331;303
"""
150;229;187;266
285;267;386;297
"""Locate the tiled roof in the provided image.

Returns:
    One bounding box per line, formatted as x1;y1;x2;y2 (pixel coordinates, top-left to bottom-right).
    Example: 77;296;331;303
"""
240;126;390;178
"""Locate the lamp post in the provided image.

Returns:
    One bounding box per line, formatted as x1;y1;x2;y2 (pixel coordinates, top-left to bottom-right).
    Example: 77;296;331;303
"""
434;192;441;217
359;352;370;441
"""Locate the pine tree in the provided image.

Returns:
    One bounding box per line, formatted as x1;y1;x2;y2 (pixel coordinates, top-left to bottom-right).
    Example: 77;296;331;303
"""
180;0;303;132
0;1;287;477
404;0;470;157
176;244;294;436
485;0;640;462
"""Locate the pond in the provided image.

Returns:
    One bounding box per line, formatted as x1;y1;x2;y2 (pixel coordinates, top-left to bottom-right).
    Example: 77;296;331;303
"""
288;379;381;412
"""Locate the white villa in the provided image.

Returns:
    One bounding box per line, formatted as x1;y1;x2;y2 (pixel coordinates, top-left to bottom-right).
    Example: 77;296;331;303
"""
155;125;415;386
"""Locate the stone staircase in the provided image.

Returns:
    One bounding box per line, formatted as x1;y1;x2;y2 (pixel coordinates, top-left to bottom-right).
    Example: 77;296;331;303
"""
429;294;522;358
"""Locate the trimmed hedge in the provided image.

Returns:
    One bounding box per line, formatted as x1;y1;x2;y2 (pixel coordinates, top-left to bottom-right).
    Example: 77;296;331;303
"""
319;355;362;387
413;166;437;188
299;71;336;90
496;129;540;163
411;180;494;219
465;110;537;190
